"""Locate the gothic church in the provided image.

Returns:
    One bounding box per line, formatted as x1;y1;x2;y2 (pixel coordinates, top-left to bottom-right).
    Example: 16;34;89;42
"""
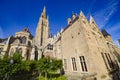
0;6;120;80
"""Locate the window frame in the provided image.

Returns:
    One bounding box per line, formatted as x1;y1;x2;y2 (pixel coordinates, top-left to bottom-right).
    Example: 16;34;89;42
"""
71;57;77;71
79;56;88;72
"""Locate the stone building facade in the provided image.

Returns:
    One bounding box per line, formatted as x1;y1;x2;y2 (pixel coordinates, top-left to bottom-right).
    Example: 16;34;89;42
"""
0;7;120;80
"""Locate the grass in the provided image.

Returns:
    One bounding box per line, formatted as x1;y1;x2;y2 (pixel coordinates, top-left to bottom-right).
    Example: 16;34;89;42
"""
37;75;67;80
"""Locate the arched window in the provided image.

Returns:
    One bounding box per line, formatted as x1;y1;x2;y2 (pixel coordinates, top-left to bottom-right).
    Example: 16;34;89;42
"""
21;36;27;44
34;47;38;60
34;50;38;60
34;49;38;61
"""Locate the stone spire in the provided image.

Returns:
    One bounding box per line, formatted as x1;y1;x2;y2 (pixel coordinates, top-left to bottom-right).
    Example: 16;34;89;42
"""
41;6;47;19
35;6;50;46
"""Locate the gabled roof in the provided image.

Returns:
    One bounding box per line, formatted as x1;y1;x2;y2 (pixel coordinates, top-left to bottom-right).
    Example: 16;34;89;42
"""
63;16;79;33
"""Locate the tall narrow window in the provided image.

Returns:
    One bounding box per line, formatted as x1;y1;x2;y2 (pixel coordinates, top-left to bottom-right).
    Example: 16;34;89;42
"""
64;59;67;70
0;48;1;54
108;53;114;69
79;56;88;72
71;57;77;71
21;36;27;44
105;53;112;68
34;50;38;61
26;50;30;60
0;48;2;54
0;48;3;54
101;53;109;69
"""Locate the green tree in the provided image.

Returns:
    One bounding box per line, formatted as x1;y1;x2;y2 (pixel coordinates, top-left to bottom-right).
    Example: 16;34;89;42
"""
52;59;63;72
0;57;11;79
36;57;63;80
0;53;32;79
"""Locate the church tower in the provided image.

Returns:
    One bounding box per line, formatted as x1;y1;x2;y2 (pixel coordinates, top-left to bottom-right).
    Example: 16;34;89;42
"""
35;6;50;46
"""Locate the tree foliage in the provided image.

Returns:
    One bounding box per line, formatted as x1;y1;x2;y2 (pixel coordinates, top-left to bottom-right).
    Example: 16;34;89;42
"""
0;53;32;79
0;54;63;79
36;57;63;74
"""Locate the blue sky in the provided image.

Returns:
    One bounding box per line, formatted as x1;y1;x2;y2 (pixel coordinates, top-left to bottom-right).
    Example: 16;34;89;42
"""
0;0;120;46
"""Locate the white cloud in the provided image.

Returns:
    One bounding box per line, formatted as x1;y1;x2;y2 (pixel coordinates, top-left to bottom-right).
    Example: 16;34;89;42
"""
0;26;3;38
91;0;120;46
93;0;119;28
106;23;120;46
107;23;120;34
114;40;120;47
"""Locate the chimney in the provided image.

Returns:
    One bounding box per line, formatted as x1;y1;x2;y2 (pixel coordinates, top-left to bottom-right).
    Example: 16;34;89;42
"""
72;13;76;20
67;18;71;24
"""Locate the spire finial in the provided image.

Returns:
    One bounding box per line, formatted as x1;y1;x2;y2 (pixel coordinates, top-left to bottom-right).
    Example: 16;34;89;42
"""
43;6;46;13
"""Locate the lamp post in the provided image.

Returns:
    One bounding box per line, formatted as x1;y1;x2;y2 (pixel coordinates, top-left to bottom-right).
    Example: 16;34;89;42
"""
50;59;52;80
